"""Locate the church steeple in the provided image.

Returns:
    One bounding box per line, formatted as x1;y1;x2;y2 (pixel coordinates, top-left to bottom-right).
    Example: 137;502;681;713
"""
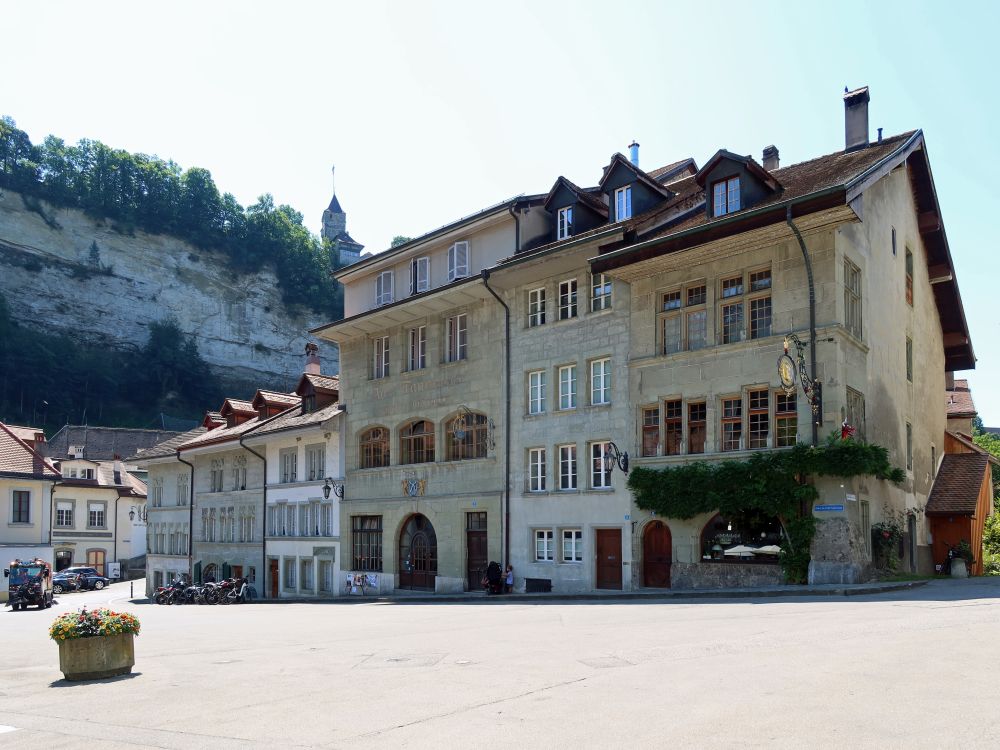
321;164;363;264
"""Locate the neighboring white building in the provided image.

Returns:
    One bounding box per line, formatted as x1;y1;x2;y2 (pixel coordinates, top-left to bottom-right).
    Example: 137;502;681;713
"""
132;426;207;596
245;360;344;599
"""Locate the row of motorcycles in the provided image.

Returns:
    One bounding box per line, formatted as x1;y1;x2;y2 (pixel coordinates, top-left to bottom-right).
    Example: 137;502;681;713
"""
153;576;253;605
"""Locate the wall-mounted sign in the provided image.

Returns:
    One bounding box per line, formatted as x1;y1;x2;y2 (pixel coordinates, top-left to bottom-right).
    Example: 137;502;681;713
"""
815;504;845;512
845;493;857;502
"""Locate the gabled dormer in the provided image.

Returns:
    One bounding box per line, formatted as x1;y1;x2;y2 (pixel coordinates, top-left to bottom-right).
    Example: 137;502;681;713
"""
694;150;781;220
252;390;301;420
295;373;340;413
202;411;225;431
598;153;674;223
543;176;609;241
219;399;257;428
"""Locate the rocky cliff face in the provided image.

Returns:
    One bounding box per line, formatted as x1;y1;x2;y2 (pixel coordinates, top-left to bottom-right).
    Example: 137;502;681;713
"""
0;189;338;393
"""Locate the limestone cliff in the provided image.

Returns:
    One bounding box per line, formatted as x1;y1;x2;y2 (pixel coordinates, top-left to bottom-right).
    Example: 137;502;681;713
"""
0;188;338;394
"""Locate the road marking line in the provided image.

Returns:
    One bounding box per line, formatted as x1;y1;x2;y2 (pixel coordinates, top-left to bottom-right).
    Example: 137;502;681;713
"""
0;725;18;734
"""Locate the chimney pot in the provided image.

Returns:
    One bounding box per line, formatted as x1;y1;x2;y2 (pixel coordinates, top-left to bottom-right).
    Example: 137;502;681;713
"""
843;86;870;153
762;145;780;171
305;342;321;375
628;141;640;167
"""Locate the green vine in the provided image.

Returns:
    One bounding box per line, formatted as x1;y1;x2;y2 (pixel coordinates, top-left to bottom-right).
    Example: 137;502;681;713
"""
627;435;905;583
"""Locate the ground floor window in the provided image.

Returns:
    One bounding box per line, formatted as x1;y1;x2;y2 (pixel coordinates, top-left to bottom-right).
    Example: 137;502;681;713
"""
153;571;163;589
301;559;313;591
535;529;554;561
320;560;333;592
700;511;782;563
284;558;296;589
562;530;583;562
352;515;383;571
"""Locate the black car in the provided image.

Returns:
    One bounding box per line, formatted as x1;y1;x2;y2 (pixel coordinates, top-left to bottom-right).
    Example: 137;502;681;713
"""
61;566;111;590
52;572;82;594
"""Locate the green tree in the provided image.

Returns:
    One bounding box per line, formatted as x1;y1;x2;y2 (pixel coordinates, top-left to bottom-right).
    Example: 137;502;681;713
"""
391;235;413;248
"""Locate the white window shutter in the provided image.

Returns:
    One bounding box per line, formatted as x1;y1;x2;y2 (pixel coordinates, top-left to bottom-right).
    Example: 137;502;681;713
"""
417;257;429;292
375;273;383;305
409;260;416;296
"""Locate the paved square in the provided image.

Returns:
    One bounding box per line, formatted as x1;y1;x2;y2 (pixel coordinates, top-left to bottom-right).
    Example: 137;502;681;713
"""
2;579;999;749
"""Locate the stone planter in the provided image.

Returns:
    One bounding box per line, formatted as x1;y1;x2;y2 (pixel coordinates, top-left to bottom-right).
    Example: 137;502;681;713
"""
57;633;135;681
950;559;969;579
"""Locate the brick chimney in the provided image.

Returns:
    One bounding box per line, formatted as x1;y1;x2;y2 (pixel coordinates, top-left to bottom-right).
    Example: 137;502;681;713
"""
762;145;779;171
844;86;870;153
305;342;321;375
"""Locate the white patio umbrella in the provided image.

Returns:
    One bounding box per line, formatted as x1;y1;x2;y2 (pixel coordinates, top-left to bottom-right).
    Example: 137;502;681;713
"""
753;545;782;555
723;545;756;557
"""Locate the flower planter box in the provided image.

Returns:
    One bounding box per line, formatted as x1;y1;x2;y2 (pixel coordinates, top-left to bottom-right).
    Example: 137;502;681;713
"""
57;633;135;681
950;559;969;579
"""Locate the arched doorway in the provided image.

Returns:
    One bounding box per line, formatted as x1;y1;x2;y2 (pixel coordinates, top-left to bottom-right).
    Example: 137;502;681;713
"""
398;514;438;591
643;521;672;587
55;550;73;572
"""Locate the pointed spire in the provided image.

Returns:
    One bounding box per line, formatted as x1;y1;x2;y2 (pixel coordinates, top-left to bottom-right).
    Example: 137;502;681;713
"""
325;164;343;215
331;164;336;195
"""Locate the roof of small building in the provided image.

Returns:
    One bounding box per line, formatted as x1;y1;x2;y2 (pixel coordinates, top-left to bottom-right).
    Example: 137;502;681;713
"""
248;402;343;437
44;425;182;461
925;453;990;516
0;422;60;480
254;390;301;407
301;373;340;392
56;459;147;496
130;426;209;462
5;425;45;443
946;379;976;417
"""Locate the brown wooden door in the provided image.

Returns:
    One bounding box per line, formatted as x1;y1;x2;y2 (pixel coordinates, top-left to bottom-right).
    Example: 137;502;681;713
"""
467;529;487;590
643;521;672;588
595;529;623;590
399;514;438;590
269;559;279;599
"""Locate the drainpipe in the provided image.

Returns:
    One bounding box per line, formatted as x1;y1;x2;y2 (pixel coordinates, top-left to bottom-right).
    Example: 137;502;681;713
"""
507;201;521;252
481;268;511;569
239;435;267;597
49;480;58;548
177;450;195;579
113;496;119;572
786;206;820;447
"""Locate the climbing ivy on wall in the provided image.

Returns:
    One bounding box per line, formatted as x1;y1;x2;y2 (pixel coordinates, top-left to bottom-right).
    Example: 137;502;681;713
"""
626;435;905;583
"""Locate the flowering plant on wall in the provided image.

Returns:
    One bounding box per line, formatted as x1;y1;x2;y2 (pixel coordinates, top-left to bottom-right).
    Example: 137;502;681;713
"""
49;608;141;641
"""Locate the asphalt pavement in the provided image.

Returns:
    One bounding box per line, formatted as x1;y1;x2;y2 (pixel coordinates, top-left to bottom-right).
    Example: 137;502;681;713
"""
1;577;998;749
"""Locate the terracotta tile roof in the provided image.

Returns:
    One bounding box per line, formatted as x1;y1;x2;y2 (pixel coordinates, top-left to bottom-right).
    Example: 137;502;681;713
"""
130;426;209;461
302;373;340;392
925;453;989;516
223;399;256;414
0;422;60;479
946;379;976;417
45;425;183;461
178;415;272;450
6;425;45;443
249;402;343;436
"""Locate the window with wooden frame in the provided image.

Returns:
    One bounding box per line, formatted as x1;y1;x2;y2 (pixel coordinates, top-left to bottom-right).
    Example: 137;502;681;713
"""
721;397;743;452
688;402;707;454
447;412;489;461
409;256;429;295
775;391;797;447
557;206;573;240
748;269;772;340
359;427;390;468
844;259;862;338
448;241;469;281
528;370;546;415
558;444;577;490
905;336;913;382
558;364;577;410
686;284;708;350
12;490;30;524
712;176;740;216
664;399;682;455
558;279;578;320
641;406;660;457
748;389;769;449
408;326;426;371
372;335;389;379
904;248;913;306
660;290;682;354
528;448;546;492
614;185;632;221
351;515;383;572
446;314;467;362
375;270;394;306
591;273;612;311
400;420;435;464
720;275;744;344
562;529;583;562
846;387;866;441
528;287;546;327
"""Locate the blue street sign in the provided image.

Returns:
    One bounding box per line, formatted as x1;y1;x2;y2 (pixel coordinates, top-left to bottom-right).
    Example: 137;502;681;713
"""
815;504;845;512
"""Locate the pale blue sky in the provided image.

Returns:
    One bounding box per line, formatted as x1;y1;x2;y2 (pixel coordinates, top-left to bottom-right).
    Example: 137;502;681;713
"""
4;1;997;422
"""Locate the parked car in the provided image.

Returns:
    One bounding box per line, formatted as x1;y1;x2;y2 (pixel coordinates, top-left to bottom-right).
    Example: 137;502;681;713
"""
61;566;111;590
52;572;82;594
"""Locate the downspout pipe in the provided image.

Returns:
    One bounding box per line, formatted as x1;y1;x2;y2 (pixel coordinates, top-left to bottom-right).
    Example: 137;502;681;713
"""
177;450;195;579
239;435;267;596
786;206;819;447
481;268;511;569
507;201;521;253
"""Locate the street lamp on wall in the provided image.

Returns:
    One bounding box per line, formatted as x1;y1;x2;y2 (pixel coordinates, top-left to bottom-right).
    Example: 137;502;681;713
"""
322;478;345;500
779;333;824;441
128;505;148;523
603;442;629;475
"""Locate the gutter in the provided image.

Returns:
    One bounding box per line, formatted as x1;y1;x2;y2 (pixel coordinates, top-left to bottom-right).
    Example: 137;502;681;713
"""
176;450;195;579
481;268;511;569
239;434;267;596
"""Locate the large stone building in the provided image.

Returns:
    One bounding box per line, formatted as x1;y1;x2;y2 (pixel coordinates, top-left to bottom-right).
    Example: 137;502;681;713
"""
315;87;975;592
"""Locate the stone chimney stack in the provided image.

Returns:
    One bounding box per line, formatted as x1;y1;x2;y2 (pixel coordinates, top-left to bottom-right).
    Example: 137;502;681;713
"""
305;342;321;375
844;86;870;153
628;141;640;167
762;145;779;171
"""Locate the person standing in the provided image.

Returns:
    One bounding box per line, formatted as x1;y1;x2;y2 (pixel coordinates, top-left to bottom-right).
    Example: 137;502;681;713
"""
504;564;513;594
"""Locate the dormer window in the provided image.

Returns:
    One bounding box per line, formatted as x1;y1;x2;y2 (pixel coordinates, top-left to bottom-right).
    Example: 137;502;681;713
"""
614;186;632;221
557;207;573;240
448;241;469;281
375;270;394;306
712;176;741;217
409;257;429;295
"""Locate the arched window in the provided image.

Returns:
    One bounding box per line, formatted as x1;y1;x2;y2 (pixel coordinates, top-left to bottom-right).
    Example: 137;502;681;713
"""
446;412;489;461
700;511;782;564
400;420;435;464
359;427;390;469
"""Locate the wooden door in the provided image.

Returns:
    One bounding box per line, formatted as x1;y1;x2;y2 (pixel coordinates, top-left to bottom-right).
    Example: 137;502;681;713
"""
595;529;622;590
399;514;438;590
467;530;487;590
269;559;279;599
643;521;672;588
